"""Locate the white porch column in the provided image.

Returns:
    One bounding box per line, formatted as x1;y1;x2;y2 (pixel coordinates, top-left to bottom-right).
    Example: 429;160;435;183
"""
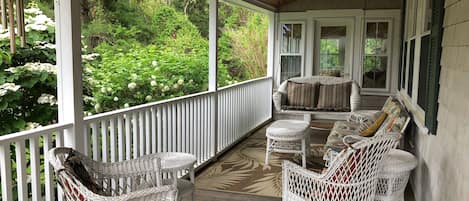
55;0;84;152
267;12;276;78
209;0;219;156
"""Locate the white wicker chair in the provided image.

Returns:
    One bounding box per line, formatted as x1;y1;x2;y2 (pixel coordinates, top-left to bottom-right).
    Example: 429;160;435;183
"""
282;134;400;201
49;147;178;201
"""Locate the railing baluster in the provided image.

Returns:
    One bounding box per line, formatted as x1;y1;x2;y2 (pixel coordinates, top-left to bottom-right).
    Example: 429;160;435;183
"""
118;116;124;161
83;124;90;156
0;143;13;201
15;140;28;201
43;134;55;201
177;102;182;152
132;112;138;159
139;111;145;156
110;118;116;163
182;101;187;153
145;109;151;155
151;107;157;154
189;100;194;156
172;104;177;152
125;113;131;160
30;136;42;201
162;106;168;152
157;106;162;153
91;122;100;161
101;120;108;162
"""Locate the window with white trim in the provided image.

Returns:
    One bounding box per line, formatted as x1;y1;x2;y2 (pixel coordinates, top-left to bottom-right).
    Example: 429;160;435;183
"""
279;22;304;83
362;21;391;89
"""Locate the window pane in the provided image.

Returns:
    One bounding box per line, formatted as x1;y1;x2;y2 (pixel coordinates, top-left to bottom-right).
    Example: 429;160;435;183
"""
408;39;416;97
418;35;431;109
424;0;433;32
281;23;302;53
363;56;387;88
363;22;389;89
280;56;301;82
319;26;346;77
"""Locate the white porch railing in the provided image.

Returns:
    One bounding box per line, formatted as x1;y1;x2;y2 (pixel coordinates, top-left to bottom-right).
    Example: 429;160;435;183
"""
0;76;272;200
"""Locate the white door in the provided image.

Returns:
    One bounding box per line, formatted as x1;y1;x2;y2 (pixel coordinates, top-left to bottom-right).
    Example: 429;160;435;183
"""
313;18;354;79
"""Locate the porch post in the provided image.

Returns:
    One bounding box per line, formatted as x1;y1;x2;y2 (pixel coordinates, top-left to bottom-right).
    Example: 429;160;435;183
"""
267;12;277;118
209;0;219;157
55;0;84;152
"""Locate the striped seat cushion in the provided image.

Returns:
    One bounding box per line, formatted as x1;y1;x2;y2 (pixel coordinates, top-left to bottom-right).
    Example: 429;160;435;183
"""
317;82;352;111
284;81;319;110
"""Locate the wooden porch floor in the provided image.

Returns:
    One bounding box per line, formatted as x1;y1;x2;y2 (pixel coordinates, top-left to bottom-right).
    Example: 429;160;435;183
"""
189;122;416;201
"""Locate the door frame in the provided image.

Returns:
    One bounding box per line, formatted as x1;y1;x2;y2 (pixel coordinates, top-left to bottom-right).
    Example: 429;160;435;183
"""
312;17;355;79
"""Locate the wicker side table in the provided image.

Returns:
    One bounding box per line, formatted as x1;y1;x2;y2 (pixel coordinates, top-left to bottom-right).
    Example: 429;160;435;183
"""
265;120;310;168
375;149;418;201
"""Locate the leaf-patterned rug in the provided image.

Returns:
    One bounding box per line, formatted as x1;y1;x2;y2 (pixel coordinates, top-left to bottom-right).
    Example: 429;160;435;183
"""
195;135;326;198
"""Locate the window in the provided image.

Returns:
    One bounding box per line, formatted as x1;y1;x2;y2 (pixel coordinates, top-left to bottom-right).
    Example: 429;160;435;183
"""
362;22;390;89
417;35;430;109
423;0;433;32
319;26;346;76
280;23;304;82
405;0;418;39
407;39;415;97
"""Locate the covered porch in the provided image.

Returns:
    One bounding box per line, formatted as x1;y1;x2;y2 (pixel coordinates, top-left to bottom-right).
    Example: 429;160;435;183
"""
0;0;461;200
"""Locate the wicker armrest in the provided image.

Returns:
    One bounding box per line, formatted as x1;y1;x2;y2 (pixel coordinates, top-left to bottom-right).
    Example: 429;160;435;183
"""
343;135;366;147
283;160;324;180
347;110;381;123
273;91;286;111
115;185;178;201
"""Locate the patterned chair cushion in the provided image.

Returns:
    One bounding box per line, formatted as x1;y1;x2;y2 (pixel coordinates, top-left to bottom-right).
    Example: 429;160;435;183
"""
317;82;352;112
284;81;319;110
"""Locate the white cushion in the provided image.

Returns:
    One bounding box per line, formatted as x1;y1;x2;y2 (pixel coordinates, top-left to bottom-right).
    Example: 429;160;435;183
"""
266;120;309;140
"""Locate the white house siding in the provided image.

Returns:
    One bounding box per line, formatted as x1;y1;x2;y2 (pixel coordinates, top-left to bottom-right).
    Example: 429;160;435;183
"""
410;0;469;200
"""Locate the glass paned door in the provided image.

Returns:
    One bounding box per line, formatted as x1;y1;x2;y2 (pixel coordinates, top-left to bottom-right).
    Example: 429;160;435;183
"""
280;22;304;83
314;19;353;78
363;21;391;89
319;26;347;77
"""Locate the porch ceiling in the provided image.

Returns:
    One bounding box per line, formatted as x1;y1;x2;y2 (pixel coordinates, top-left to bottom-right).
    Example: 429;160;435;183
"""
242;0;297;11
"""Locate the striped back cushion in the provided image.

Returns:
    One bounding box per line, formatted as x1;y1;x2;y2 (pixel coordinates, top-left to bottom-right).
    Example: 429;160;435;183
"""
285;81;319;110
317;82;352;111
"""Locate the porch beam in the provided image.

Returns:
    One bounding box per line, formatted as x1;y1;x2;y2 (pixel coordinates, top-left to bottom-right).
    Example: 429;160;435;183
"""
55;0;84;152
209;0;218;156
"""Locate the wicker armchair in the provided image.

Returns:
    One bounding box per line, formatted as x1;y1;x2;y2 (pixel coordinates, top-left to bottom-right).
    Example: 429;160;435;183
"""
282;134;400;201
49;147;178;201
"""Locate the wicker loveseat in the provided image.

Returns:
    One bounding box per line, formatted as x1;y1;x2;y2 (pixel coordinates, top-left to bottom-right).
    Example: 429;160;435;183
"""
273;76;361;120
323;96;411;164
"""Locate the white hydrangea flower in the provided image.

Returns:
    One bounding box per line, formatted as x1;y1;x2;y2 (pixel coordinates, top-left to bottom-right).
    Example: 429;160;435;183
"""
0;89;7;96
22;63;56;74
23;122;41;131
151;75;156;79
37;93;57;105
131;73;138;80
162;85;170;92
4;67;17;73
145;95;152;101
0;83;21;92
188;79;193;84
124;103;130;108
172;84;179;89
150;80;157;86
177;79;184;85
100;87;107;93
94;103;102;112
82;53;100;61
128;82;137;90
113;97;119;102
24;8;42;15
152;61;158;66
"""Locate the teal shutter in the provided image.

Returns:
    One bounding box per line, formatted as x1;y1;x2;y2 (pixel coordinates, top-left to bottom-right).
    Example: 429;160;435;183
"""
425;0;445;134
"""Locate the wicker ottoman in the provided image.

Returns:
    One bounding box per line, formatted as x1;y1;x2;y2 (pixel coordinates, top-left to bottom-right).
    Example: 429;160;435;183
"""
375;149;418;201
265;120;310;168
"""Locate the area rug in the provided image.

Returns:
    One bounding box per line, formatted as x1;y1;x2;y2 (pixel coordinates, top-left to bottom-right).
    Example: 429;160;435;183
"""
195;135;326;198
